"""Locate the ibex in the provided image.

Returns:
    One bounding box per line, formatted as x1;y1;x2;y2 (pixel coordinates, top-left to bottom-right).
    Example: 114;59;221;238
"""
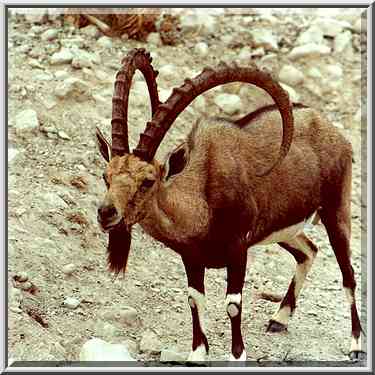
96;48;364;362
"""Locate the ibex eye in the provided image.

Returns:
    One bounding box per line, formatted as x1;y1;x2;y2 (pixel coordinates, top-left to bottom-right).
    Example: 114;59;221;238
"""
141;178;155;189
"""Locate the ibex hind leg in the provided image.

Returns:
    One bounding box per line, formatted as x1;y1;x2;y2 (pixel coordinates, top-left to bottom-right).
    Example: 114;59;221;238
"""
320;161;366;361
267;233;318;333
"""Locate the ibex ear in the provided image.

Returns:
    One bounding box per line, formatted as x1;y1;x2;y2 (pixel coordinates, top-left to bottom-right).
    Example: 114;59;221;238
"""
96;127;111;163
164;142;189;181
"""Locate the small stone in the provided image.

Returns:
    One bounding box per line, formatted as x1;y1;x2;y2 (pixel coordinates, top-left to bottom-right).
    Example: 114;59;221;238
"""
14;272;28;282
41;29;58;41
15;109;39;132
80;25;100;38
54;77;90;101
296;25;324;46
192;95;207;112
334;30;352;53
324;64;343;79
96;36;113;49
71;50;97;69
58;131;71;140
63;297;80;309
54;70;70;80
34;72;53;81
306;67;322;79
214;93;242;115
158;64;178;80
8;148;19;162
50;49;74;65
146;32;162;46
250;29;278;50
79;338;135;361
280;83;300;102
289;43;331;60
28;59;44;70
25;11;47;24
42;97;58;110
20;281;32;291
94;320;119;337
43;192;69;209
160;348;187;363
312;17;351;37
180;14;218;35
194;42;209;57
333;121;344;129
353;18;365;34
278;65;304;86
238;47;252;62
10;288;23;305
140;330;162;354
62;264;76;275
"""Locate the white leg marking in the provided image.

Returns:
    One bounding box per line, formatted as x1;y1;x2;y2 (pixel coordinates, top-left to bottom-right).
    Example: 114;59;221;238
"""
344;287;355;305
188;287;206;333
225;293;241;318
229;350;247;361
350;337;361;352
187;344;207;362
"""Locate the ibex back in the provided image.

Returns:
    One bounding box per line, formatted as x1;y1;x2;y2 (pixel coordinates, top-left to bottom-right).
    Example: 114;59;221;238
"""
96;48;364;363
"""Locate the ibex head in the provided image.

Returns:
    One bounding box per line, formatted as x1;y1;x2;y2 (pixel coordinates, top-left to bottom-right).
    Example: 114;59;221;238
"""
96;48;294;274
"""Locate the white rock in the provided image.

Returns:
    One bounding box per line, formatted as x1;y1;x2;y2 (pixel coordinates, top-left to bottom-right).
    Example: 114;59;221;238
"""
214;93;242;115
333;121;344;129
238;47;252;61
194;42;209;57
306;67;323;79
334;30;352;53
180;14;218;35
94;320;118;337
25;11;47;24
140;330;162;354
34;72;54;81
20;281;32;291
79;338;135;361
63;297;80;309
289;43;331;59
71;50;99;69
43;192;69;209
159;88;173;103
50;49;74;65
278;65;304;86
304;81;323;97
41;29;58;41
296;25;324;45
160;348;187;363
10;288;23;306
280;83;300;102
251;47;265;57
146;32;162;46
8;148;19;162
14;271;28;282
54;70;70;80
158;64;178;80
97;36;113;49
312;17;351;37
58;131;71;140
80;25;100;38
62;263;76;275
324;64;343;79
250;29;278;50
353;18;365;34
15;109;39;132
192;95;207;112
54;78;90;101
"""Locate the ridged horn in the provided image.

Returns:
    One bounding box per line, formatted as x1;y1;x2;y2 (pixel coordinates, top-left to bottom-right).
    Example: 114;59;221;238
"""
111;48;160;157
133;62;294;176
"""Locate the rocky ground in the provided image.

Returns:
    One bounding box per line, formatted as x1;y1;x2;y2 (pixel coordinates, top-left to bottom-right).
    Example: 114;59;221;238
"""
7;7;367;367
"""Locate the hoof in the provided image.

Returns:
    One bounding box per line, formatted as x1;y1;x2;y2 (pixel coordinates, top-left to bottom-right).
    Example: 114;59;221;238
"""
349;350;367;362
266;319;288;333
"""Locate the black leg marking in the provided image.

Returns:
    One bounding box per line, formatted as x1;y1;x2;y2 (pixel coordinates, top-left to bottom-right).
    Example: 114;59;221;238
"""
183;261;209;361
226;248;247;361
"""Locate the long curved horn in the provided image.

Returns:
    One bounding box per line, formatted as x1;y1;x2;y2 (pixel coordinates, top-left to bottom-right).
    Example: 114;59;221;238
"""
111;48;160;157
133;62;294;176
